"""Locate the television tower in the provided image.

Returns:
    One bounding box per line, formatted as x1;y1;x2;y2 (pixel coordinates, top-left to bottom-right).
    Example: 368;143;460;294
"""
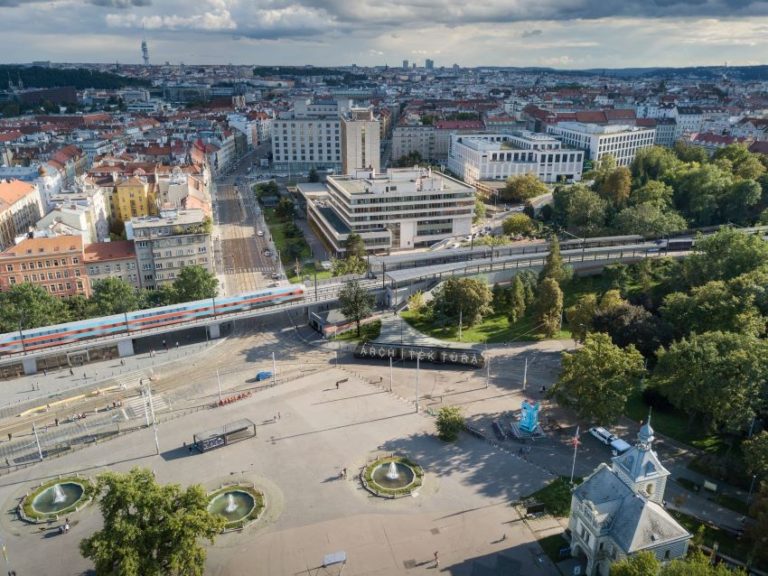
141;29;149;66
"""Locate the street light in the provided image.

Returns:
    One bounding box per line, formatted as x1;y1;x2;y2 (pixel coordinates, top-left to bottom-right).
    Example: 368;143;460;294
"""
748;474;758;504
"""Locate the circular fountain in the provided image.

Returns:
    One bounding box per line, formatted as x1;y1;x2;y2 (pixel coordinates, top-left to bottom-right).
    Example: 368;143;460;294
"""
19;477;93;523
207;485;264;531
362;456;423;498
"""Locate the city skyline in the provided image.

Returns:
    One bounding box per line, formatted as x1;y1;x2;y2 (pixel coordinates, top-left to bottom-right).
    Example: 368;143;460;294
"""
0;0;767;68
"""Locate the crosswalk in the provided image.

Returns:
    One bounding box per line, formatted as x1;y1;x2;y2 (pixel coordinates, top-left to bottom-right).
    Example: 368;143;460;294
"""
122;394;169;420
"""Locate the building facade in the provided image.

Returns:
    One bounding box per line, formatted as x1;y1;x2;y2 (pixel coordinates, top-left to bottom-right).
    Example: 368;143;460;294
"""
306;167;474;255
568;420;691;576
0;235;88;297
447;132;584;186
392;124;435;163
0;179;44;251
111;175;158;222
83;240;140;290
341;107;381;174
126;209;213;289
547;122;656;166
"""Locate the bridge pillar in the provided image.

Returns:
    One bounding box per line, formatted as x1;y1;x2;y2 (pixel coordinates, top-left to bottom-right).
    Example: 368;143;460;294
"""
117;339;135;358
207;323;221;340
22;357;37;375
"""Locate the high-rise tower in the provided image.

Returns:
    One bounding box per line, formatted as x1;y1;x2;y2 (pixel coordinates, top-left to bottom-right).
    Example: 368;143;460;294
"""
141;34;149;66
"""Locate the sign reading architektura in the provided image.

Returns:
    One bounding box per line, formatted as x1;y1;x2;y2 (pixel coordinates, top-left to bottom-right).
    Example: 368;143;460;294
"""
354;341;485;369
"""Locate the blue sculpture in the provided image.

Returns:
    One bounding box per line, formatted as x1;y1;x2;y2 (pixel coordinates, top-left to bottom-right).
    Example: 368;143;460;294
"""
519;400;541;433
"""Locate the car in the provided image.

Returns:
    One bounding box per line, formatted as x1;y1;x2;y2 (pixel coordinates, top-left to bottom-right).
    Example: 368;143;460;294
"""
269;282;280;287
257;230;264;237
589;426;616;445
491;420;506;441
255;370;273;382
271;272;280;280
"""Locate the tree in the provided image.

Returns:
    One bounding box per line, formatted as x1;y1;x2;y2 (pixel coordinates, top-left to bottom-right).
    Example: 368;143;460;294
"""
91;278;141;316
743;431;768;478
0;282;70;333
670;163;733;226
508;275;527;324
592;303;672;358
143;284;176;308
344;233;367;260
629;180;674;209
682;227;768;287
565;293;597;343
407;291;426;315
747;489;768;566
338;279;375;336
535;278;563;337
674;141;709;164
473;198;486;223
720;179;762;225
660;549;745;576
499;173;548;203
553;185;608;237
650;331;768;432
64;294;92;321
631;146;681;185
551;333;645;423
331;255;367;276
431;277;493;327
80;468;225;576
518;270;538;306
610;551;660;576
435;406;464;441
502;213;535;236
613;204;687;237
171;265;219;303
539;235;568;284
598;166;632;208
275;197;295;221
308;167;319;182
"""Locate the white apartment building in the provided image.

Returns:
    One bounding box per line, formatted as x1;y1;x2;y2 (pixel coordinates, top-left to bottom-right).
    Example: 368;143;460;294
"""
447;132;584;186
673;106;704;139
341;107;381;174
547;122;656;167
306;167;474;254
272;98;353;173
125;209;213;289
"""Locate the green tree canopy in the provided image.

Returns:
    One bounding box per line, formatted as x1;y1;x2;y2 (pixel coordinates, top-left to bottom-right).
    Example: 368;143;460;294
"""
275;196;295;221
91;278;141;316
80;468;225;576
499;173;548;203
613;204;688;237
344;233;367;260
629;180;675;209
435;406;464;441
598;166;632;208
682;227;768;287
610;550;660;576
474;197;486;223
0;282;70;333
592;303;672;358
552;332;645;423
508;275;527;324
535;277;564;338
539;235;568;284
742;431;768;478
338;279;375;336
565;292;598;343
650;331;768;432
630;146;682;185
553;185;608;237
431;277;493;327
171;265;219;303
502;213;535;236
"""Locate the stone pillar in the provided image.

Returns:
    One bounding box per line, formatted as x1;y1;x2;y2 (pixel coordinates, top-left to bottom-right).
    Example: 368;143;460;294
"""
22;357;37;375
117;339;135;358
207;323;221;340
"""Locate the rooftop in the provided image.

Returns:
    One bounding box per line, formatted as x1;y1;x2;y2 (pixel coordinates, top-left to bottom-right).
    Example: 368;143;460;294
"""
1;234;83;258
83;240;136;263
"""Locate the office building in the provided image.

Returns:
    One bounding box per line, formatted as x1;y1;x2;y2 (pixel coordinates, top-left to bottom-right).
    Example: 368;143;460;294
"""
272;98;353;173
546;123;655;166
341;107;381;174
126;209;213;289
425;59;434;70
402;60;409;69
0;235;88;297
447;132;584;186
305;167;474;255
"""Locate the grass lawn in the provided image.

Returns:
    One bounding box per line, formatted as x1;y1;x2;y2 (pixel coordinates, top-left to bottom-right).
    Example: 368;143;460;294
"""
335;320;381;343
625;391;719;449
263;209;332;283
524;476;582;517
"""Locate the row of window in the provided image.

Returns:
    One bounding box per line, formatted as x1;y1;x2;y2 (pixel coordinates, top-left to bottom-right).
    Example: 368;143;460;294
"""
88;262;136;274
7;257;80;272
7;277;82;292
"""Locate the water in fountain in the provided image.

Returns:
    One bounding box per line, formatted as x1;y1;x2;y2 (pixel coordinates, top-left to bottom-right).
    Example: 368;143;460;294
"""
53;484;66;504
386;461;400;480
225;493;237;513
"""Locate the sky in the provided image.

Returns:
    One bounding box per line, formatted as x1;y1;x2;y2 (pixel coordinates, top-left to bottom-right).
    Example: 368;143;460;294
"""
1;0;768;69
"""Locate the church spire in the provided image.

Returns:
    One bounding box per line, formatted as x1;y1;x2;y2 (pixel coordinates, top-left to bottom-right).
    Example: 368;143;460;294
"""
637;408;654;449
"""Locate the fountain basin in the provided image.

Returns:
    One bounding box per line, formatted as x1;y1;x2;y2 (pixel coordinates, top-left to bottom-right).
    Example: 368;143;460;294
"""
19;477;93;523
207;485;264;531
363;456;423;498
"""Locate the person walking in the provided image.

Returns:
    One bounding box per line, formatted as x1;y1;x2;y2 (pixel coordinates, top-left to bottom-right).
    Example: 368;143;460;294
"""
433;551;439;568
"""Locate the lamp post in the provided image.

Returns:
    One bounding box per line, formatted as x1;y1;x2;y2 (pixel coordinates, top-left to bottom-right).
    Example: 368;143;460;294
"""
748;474;758;505
18;311;26;355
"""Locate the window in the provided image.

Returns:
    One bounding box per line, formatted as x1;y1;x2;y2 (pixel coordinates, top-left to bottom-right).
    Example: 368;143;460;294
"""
5;265;12;272
8;277;16;285
72;257;79;264
664;550;671;560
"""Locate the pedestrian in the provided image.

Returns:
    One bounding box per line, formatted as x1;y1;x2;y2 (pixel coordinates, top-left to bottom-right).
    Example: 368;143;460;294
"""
55;417;59;426
83;373;86;380
434;551;439;567
69;367;73;376
140;378;143;386
175;341;179;348
188;444;193;453
336;381;339;390
7;433;11;441
343;467;347;478
162;339;167;351
120;359;125;366
43;369;47;376
278;411;281;420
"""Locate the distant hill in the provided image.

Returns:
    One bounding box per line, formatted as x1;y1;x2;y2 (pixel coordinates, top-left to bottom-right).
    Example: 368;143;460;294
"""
0;66;150;90
492;65;768;81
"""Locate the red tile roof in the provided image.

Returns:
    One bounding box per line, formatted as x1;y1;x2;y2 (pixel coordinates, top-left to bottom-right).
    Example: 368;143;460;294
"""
83;240;135;262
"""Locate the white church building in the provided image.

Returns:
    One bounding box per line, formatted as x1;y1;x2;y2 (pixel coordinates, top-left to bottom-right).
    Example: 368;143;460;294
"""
568;418;692;575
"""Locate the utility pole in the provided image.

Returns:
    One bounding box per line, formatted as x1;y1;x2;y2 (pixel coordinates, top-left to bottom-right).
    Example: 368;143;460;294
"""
570;426;580;485
216;369;223;403
389;356;393;392
146;381;160;455
272;351;277;385
32;423;44;461
415;356;420;413
458;308;462;341
486;356;490;389
523;356;528;390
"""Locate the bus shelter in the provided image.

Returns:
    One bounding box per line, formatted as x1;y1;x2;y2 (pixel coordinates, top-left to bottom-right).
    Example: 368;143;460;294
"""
193;418;256;453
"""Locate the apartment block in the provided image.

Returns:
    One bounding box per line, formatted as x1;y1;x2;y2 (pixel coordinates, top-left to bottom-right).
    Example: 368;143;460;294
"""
546;122;656;166
305;167;474;255
341;107;381;174
126;209;213;289
447;132;584;186
0;235;88;297
0;179;44;251
84;240;140;290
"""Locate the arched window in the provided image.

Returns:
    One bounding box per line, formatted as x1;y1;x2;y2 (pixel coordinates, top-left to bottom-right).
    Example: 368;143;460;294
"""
646;483;655;495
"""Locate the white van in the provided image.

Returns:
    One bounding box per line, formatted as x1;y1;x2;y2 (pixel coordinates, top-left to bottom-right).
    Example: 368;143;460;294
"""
589;426;616;445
